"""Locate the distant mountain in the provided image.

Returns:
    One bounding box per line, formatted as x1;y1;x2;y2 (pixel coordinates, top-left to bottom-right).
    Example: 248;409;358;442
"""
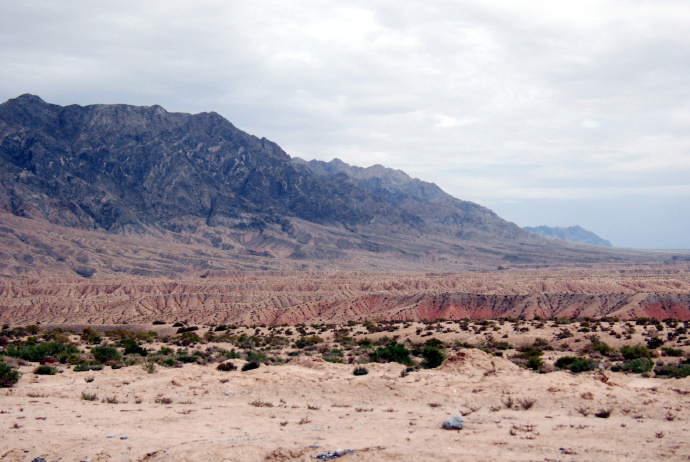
524;225;612;247
0;94;653;277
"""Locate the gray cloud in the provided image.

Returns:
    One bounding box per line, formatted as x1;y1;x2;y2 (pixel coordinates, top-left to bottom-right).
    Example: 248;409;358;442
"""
1;0;689;248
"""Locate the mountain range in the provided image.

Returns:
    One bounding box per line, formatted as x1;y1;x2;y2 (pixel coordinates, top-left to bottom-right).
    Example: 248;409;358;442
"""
0;94;669;278
524;225;612;247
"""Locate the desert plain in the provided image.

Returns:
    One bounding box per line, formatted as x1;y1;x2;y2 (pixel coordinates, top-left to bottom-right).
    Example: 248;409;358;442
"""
1;269;690;461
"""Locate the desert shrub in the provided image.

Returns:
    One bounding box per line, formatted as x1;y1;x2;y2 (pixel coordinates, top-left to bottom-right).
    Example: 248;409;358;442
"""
616;359;654;374
73;361;104;372
5;341;80;363
294;335;324;348
80;328;102;344
152;320;166;325
91;345;121;363
370;343;413;366
595;408;613;418
176;354;198;364
246;350;269;363
654;361;690;378
527;355;544;371
33;365;58;375
353;366;369;376
662;347;684;357
555;356;598;373
177;332;201;346
172;322;185;327
141;360;157;374
81;391;98;401
0;363;20;387
587;337;613;356
647;336;664;349
160;358;176;367
420;346;445;369
119;338;148;357
620;344;651;360
242;361;260;371
176;326;199;334
217;362;237;371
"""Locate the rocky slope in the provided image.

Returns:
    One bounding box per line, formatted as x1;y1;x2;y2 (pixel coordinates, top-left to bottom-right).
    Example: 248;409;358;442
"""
524;225;612;247
0;94;671;277
2;270;690;324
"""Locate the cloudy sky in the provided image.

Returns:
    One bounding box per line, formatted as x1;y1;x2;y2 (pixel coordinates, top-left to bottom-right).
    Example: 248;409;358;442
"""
2;1;689;249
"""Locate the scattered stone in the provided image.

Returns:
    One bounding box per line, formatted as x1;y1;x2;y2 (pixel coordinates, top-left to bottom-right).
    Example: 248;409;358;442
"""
316;449;353;460
120;436;128;440
32;458;46;462
442;416;464;430
106;434;115;438
224;391;233;396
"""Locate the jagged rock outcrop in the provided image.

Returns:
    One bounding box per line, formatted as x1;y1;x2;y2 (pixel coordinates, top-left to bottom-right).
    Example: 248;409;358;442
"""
0;94;668;277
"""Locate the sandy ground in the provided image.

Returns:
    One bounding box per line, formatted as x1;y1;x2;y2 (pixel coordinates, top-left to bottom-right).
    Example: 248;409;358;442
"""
2;349;689;462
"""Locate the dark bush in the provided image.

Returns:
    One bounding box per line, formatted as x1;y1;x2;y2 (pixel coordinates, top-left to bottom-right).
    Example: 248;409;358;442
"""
420;346;445;369
91;345;121;363
654;363;690;378
353;366;369;376
33;365;58;375
662;347;684;357
620;345;651;360
217;362;237;371
5;341;80;363
172;322;184;327
119;338;148;357
555;356;598;373
647;336;664;349
73;361;104;372
242;361;260;372
0;363;20;387
371;343;413;366
176;326;199;334
619;359;654;374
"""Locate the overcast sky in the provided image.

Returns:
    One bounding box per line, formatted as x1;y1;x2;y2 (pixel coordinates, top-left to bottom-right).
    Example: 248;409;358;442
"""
1;1;689;249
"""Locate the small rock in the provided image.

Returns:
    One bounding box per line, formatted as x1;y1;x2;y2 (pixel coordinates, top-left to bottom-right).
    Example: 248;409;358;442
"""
120;436;128;440
224;391;233;396
316;449;353;460
106;434;115;438
442;416;464;430
32;458;46;462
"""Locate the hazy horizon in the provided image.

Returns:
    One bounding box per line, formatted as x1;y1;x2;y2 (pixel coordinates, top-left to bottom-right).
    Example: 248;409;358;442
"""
2;1;689;249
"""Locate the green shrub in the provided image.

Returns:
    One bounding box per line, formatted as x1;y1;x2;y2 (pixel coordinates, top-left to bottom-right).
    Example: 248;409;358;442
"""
554;356;598;373
119;338;148;357
618;359;654;374
160;358;176;367
647;336;664;349
662;347;684;357
33;365;58;375
527;355;544;371
654;363;690;378
0;363;20;387
420;346;445;369
74;361;104;372
91;345;121;363
620;345;651;360
5;341;80;363
370;343;413;366
353;366;369;376
246;351;269;363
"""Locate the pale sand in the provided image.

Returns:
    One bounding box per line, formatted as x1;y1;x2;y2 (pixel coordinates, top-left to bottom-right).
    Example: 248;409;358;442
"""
2;349;689;461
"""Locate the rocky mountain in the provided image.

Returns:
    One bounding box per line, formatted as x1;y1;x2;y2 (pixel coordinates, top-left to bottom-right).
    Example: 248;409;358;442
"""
524;225;612;247
0;94;662;277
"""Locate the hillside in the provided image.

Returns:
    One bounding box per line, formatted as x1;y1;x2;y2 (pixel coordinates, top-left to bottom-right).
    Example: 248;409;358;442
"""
0;94;669;278
524;225;612;247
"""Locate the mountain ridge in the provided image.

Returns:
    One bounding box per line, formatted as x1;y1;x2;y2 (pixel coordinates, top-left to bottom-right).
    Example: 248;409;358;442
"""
0;94;667;277
524;225;612;247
